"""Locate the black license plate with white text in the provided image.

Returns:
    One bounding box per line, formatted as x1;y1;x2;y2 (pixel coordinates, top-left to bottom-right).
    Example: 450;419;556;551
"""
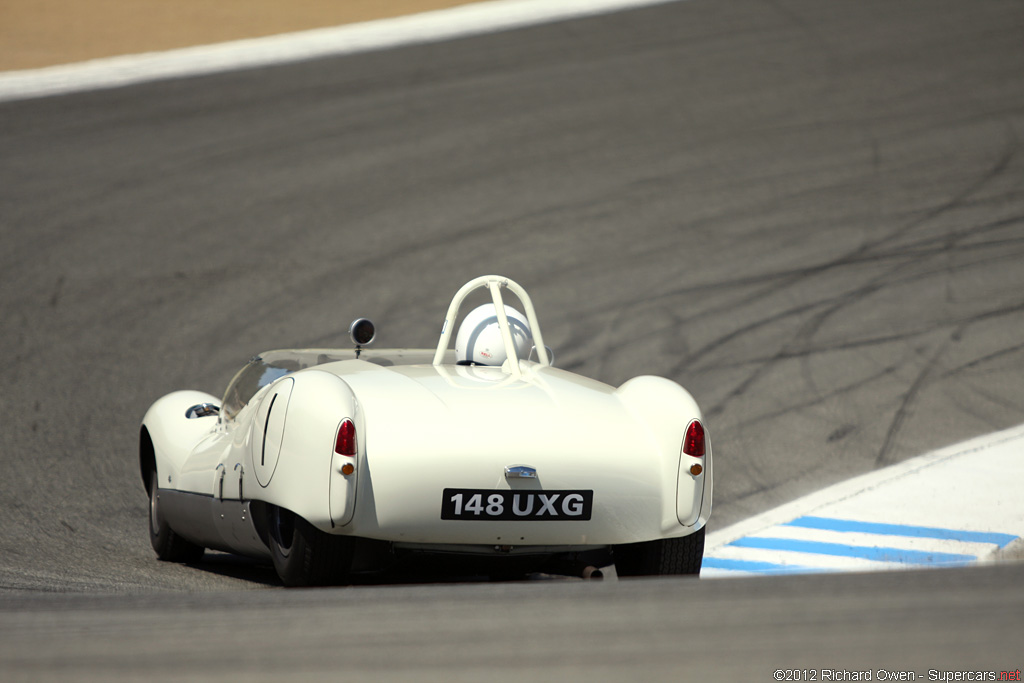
441;488;593;521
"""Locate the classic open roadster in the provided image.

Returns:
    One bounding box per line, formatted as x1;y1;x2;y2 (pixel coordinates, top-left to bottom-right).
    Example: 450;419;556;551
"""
140;275;711;585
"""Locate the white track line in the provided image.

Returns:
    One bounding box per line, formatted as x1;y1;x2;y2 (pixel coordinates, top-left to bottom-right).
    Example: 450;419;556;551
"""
702;423;1024;577
0;0;680;102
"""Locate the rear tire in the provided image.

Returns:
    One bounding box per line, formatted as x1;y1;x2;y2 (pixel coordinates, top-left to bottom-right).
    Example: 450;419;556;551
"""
614;526;705;577
148;471;205;563
268;506;355;587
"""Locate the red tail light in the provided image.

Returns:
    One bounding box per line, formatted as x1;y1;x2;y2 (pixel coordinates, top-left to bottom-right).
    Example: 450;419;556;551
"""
335;419;357;456
683;419;705;457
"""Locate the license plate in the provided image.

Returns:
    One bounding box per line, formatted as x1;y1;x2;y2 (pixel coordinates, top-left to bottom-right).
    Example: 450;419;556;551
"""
441;488;593;521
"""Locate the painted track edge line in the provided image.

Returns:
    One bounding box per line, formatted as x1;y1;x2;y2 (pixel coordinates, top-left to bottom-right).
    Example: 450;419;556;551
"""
785;516;1019;547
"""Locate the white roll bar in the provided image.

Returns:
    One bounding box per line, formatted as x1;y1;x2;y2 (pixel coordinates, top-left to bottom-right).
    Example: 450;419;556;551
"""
432;275;551;375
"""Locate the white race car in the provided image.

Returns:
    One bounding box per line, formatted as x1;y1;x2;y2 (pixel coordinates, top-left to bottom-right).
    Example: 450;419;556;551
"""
140;275;711;585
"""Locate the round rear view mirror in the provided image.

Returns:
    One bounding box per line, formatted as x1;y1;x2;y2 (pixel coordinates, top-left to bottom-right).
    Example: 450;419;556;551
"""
349;318;376;346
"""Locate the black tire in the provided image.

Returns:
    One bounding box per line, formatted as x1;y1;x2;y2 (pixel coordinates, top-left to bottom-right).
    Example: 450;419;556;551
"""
268;506;355;587
614;526;705;577
148;470;205;563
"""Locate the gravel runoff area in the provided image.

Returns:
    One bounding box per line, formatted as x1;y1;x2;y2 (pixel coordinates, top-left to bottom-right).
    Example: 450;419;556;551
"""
0;0;484;71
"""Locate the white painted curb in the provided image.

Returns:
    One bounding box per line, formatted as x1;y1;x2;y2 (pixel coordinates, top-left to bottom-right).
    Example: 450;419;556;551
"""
703;423;1024;576
0;0;679;102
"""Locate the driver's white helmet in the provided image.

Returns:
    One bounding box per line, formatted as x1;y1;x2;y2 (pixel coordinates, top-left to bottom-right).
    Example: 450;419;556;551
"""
455;304;532;366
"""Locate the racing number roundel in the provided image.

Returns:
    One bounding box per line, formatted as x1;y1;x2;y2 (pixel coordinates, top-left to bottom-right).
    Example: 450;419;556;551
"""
252;378;293;487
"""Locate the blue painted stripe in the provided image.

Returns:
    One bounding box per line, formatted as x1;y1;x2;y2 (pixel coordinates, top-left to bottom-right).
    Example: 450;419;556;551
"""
786;516;1018;548
728;537;977;565
702;557;822;574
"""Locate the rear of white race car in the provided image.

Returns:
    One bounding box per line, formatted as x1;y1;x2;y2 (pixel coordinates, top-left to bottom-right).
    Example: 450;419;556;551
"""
266;359;711;581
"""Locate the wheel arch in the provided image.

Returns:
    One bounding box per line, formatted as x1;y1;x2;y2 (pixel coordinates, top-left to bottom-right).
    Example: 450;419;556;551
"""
140;389;222;492
615;375;710;533
256;369;361;532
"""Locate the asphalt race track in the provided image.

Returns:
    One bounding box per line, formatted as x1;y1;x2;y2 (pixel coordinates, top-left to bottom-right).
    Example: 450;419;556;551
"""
2;0;1023;678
